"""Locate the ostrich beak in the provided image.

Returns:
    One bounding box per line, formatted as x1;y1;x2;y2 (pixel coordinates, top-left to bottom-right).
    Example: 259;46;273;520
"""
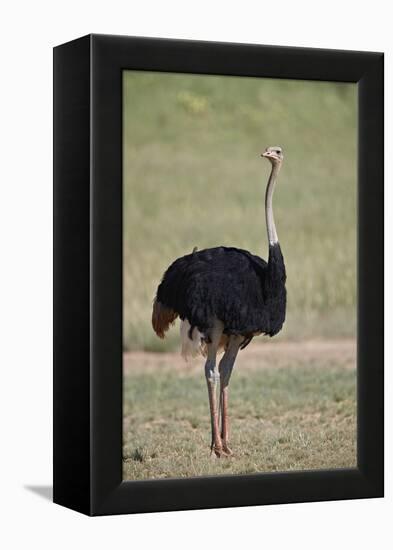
261;151;270;158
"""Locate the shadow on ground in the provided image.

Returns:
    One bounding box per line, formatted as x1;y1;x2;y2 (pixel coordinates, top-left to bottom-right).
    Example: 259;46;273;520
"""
24;485;52;501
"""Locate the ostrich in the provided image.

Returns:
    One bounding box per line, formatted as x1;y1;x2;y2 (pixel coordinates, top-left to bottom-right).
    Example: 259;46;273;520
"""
152;146;286;457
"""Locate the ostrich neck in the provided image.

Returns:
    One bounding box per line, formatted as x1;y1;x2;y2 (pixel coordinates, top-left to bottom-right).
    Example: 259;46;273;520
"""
265;163;281;246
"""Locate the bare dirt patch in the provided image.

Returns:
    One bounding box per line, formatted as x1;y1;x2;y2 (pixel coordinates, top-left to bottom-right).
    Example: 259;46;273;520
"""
123;338;356;374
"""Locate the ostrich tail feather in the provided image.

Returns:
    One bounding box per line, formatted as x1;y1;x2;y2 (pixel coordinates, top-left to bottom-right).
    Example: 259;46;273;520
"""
151;299;178;338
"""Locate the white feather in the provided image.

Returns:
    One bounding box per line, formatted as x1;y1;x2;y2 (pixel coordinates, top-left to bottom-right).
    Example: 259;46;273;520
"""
180;319;206;361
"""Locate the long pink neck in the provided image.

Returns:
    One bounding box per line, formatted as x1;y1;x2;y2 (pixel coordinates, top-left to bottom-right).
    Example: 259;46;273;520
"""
265;163;280;246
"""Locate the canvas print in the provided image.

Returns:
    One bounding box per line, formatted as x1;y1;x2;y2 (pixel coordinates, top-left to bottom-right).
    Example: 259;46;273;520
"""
122;71;357;480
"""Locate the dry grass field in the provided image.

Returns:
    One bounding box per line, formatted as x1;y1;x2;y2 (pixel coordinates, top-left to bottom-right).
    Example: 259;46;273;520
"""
123;339;356;480
122;71;357;480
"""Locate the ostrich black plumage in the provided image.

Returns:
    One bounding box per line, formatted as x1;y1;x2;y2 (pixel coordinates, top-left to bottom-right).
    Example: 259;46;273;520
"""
152;146;286;457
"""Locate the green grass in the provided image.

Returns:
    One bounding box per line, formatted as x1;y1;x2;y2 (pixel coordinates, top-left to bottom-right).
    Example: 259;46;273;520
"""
122;77;357;479
123;351;356;480
123;72;357;352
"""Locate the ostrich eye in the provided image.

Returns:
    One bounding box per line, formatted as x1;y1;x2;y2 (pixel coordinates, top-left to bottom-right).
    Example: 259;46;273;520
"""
276;150;281;155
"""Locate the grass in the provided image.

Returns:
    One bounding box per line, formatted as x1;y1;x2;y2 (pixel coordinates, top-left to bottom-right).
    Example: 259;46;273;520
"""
123;342;356;480
122;75;357;479
123;71;357;351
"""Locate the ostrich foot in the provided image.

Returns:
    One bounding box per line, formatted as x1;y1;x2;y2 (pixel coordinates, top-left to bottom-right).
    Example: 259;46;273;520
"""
210;445;223;459
222;444;233;456
210;444;232;458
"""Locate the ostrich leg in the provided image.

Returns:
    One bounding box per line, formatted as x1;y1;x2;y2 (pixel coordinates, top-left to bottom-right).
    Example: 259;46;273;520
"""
218;335;243;456
204;321;224;458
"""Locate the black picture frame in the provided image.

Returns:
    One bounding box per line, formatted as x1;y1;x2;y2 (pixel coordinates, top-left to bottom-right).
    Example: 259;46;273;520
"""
53;34;384;516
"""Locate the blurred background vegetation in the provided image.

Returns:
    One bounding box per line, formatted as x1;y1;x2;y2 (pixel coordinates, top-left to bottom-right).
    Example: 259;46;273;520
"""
123;71;357;352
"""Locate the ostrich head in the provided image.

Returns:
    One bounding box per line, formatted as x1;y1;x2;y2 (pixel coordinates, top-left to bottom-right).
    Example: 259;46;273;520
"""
262;146;283;165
